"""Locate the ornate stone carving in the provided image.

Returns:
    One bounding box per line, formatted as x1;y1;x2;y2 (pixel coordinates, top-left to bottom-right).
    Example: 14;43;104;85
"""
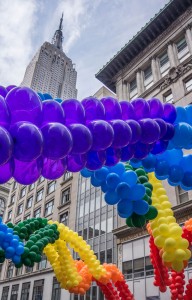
160;63;192;90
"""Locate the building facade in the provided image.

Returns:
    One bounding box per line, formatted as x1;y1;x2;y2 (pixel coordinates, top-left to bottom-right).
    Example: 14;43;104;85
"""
96;0;192;299
21;14;77;100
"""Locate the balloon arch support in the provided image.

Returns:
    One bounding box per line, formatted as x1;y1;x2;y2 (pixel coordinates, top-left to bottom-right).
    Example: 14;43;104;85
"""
0;85;192;299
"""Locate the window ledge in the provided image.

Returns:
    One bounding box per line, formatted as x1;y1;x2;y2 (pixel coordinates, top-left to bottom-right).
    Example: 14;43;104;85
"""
60;177;73;186
57;201;71;210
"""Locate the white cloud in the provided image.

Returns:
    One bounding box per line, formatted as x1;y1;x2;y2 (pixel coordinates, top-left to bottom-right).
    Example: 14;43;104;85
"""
0;0;38;87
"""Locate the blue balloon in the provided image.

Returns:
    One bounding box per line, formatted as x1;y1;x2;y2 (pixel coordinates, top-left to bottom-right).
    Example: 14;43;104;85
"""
0;224;7;232
117;199;133;218
16;245;24;255
133;200;149;215
5;246;15;258
174;106;187;124
10;239;19;248
55;98;63;103
168;165;184;183
101;182;108;193
185;105;192;126
168;179;179;187
155;160;169;179
129;184;146;200
180;182;192;191
5;233;13;242
171;122;192;148
80;168;92;178
43;93;52;100
91;175;101;187
179;155;192;172
182;172;192;188
106;173;120;189
130;159;142;169
2;242;9;249
0;232;5;242
37;92;45;100
142;154;156;172
12;255;21;264
116;182;131;199
121;170;138;187
104;189;120;205
167;149;183;166
94;167;109;181
108;162;125;176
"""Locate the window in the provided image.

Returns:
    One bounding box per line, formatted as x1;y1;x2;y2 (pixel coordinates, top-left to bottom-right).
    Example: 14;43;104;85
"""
178;186;189;203
143;66;153;89
38;176;44;184
29;183;35;191
123;260;133;280
1;287;9;300
21;282;30;300
26;196;33;209
37;254;47;270
107;248;112;263
60;212;68;226
134;257;144;278
44;200;54;216
159;52;170;76
164;90;173;103
10;285;19;300
34;208;41;218
61;188;70;205
20;187;26;198
17;203;23;216
176;37;190;62
185;78;192;92
51;277;61;300
47;181;56;194
36;189;44;202
10;194;15;204
63;171;72;181
100;251;105;264
6;262;14;278
129;78;138;99
24;214;31;220
13;181;17;190
7;210;12;221
32;280;44;300
145;256;153;276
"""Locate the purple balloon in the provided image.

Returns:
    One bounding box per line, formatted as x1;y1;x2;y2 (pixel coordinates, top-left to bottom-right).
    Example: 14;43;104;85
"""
148;98;164;118
0;127;13;165
0;96;10;129
81;97;105;122
6;85;17;92
67;154;87;172
5;87;42;126
155;118;167;139
139;119;160;144
120;145;134;162
41;100;65;126
62;99;85;125
0;159;14;183
126;120;141;144
120;101;135;120
163;103;177;124
105;147;121;166
13;158;43;185
110;120;132;148
163;123;175;141
41;123;72;159
0;86;8;98
131;98;150;120
101;97;122;120
134;142;151;159
88;120;114;151
86;150;106;170
150;140;169;155
10;122;43;162
42;157;67;180
68;124;92;154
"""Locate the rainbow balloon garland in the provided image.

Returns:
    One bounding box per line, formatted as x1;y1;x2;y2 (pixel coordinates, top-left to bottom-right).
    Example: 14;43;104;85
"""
0;85;192;298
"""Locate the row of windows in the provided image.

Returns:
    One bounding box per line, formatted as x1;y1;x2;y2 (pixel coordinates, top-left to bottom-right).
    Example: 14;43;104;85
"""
129;35;191;99
163;76;192;104
1;278;60;300
78;217;113;240
7;188;70;221
12;176;44;193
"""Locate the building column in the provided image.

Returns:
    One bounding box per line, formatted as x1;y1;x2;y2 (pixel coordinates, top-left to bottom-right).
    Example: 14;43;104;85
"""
116;78;123;100
167;42;178;68
185;25;192;54
151;57;160;82
122;80;128;100
136;70;143;95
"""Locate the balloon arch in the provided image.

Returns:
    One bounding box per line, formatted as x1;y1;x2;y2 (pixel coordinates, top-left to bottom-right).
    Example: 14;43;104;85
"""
0;85;192;299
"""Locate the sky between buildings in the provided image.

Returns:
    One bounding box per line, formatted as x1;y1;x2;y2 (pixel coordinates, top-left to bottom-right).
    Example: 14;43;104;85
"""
0;0;168;99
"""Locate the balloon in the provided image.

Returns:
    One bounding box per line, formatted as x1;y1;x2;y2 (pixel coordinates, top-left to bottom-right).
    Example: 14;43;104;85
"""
129;184;146;200
105;147;121;167
150;140;168;155
120;101;135;120
155;160;169;179
68;124;92;154
120;144;134;161
168;165;184;183
121;170;137;186
116;182;131;199
0;127;13;165
54;98;63;103
101;97;122;120
0;159;14;183
67;154;87;172
126;120;141;144
41;100;65;125
106;173;120;189
142;154;156;171
85;150;106;170
155;118;167;139
80;168;92;178
175;106;187;124
6;85;16;92
88;120;114;151
0;96;10;129
131;214;146;227
148;98;164;118
42;157;67;180
5;87;42;126
94;167;109;181
62;99;85;125
41;123;72;159
10;122;43;162
0;86;8;98
13;158;42;185
131;98;150;119
171;122;192;148
43;93;52;100
134;142;151;159
133;200;149;215
139;119;160;144
81;97;105;122
37;93;45;101
145;205;158;220
108;162;125;175
163;103;177;124
91;175;101;187
182;172;192;188
117;199;133;218
110;120;132;148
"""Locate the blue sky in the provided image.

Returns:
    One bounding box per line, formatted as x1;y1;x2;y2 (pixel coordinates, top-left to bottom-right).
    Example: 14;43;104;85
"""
0;0;168;99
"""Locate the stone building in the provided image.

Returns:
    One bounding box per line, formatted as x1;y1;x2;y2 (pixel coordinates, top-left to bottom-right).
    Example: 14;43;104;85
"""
21;14;77;100
96;0;192;299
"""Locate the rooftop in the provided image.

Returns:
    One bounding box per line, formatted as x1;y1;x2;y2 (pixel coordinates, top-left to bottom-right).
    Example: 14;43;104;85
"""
95;0;192;92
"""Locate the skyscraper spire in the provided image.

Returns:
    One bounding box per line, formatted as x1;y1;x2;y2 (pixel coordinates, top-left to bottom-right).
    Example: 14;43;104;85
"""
52;13;64;50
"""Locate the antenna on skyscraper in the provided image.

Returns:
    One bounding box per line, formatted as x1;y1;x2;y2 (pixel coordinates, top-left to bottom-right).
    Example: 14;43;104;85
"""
52;13;64;50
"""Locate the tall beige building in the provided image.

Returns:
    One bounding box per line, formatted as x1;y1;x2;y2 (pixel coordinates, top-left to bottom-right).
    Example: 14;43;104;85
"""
96;0;192;299
21;14;77;100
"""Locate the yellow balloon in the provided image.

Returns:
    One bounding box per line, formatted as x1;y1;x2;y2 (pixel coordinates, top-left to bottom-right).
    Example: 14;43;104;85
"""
162;251;175;262
154;236;165;248
159;224;170;236
171;260;184;272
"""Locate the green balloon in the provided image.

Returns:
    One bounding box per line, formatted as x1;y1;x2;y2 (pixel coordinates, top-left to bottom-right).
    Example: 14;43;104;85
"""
0;247;5;257
22;247;30;258
20;233;26;240
20;227;27;234
29;251;37;262
7;222;14;228
30;245;39;253
144;182;153;191
26;241;34;249
36;254;42;263
18;222;24;228
14;226;21;233
145;187;152;197
135;168;146;177
126;217;133;227
36;241;44;251
131;214;146;228
146;198;152;205
145;206;158;220
23;257;32;267
30;235;37;243
15;262;23;268
138;175;148;184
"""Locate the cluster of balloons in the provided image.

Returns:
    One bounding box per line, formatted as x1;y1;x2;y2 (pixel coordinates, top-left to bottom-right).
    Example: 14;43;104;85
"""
97;279;134;300
0;85;178;185
134;149;192;190
170;271;185;300
184;279;192;300
81;162;158;228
